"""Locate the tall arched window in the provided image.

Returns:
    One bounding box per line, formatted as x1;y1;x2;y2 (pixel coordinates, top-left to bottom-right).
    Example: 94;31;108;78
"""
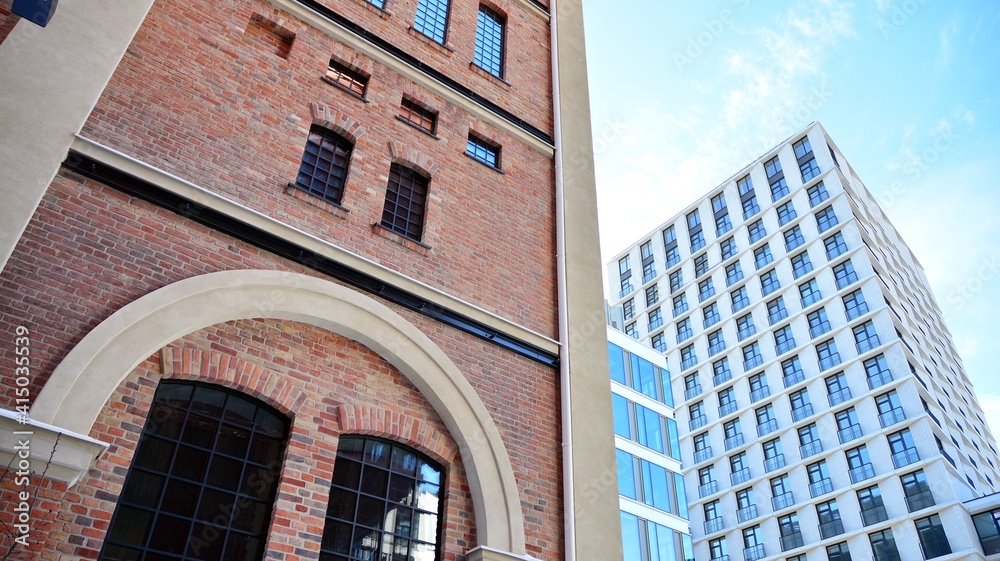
321;436;443;561
295;125;355;205
100;382;289;561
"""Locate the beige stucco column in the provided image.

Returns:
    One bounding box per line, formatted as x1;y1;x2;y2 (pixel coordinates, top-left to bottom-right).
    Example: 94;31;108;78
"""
0;0;155;271
553;1;624;560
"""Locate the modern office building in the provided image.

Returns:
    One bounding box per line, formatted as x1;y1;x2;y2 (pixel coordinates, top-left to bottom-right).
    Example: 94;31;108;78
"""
607;325;694;561
0;1;620;560
607;122;1000;561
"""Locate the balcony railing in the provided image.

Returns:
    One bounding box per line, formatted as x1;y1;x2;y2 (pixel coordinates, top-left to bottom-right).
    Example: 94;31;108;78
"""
762;283;779;296
801;293;822;308
861;504;889;526
750;386;771;403
714;371;732;386
755;452;782;474
780;532;804;552
809;477;834;498
827;245;847;260
731;467;751;485
681;357;698;371
672;303;689;317
704;516;725;534
743;356;764;371
849;462;876;484
769;309;789;325
791;403;814;422
648;317;663;331
749;229;766;243
868;370;893;390
619;285;634;298
725;433;746;450
719;402;738;418
684;385;703;401
845;301;870;321
838;423;864;444
757;419;778;437
733;299;750;312
677;331;693;344
666;255;681;268
918;537;952;560
737;504;760;524
704;315;720;328
819;353;842;371
980;535;1000;556
828;387;852;406
879;407;906;428
857;336;881;354
699;288;716;303
836;271;859;289
743;544;766;561
793;264;813;279
690;415;707;431
698;480;719;498
783;371;805;388
694;447;713;464
726;272;744;287
809;322;832;338
708;342;726;356
800;440;823;459
775;340;796;355
818;519;845;539
905;489;935;513
892;447;920;469
737;326;757;341
642;271;656;284
772;491;795;511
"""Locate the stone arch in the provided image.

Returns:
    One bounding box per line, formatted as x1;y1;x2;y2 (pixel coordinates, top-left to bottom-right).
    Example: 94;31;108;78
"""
31;269;526;554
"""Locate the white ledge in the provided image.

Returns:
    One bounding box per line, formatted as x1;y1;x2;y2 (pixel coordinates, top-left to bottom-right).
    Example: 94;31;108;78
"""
0;409;108;487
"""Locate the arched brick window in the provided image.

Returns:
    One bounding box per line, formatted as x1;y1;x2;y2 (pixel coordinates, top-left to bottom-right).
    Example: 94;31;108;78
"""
321;436;443;561
99;382;289;561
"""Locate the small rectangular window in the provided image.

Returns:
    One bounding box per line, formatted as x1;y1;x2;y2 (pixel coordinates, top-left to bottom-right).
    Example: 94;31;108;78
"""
399;98;437;135
325;59;369;98
466;133;501;169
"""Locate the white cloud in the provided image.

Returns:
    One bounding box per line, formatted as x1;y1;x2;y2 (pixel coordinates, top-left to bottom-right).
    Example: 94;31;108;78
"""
934;19;960;73
595;1;860;271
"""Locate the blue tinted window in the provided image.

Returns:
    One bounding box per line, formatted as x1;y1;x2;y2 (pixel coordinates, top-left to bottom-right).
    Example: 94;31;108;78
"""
608;342;626;384
612;394;630;437
667;418;680;461
414;0;450;43
616;449;636;499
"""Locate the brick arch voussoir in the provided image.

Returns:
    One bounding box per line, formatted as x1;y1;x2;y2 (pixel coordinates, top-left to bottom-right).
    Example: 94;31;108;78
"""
159;346;311;419
336;404;458;466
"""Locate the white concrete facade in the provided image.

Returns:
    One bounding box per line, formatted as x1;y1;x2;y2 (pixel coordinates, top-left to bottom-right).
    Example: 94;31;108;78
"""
607;122;1000;561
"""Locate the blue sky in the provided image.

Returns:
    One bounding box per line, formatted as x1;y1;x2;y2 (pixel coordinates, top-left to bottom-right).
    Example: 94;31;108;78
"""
583;0;1000;432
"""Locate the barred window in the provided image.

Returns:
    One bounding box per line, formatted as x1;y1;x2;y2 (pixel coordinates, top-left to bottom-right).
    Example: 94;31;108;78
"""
99;382;289;561
295;126;354;205
414;0;451;43
466;133;501;169
399;98;437;135
325;59;369;98
321;436;443;561
474;5;505;78
381;164;429;242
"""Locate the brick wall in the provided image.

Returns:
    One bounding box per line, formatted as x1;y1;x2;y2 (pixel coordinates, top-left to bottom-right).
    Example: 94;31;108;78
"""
80;0;557;337
0;172;563;559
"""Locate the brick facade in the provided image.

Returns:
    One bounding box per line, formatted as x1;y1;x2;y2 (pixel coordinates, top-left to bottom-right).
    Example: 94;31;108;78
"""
0;0;568;558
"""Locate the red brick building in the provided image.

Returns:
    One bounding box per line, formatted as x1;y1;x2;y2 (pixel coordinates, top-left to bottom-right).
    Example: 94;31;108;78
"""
0;0;618;560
